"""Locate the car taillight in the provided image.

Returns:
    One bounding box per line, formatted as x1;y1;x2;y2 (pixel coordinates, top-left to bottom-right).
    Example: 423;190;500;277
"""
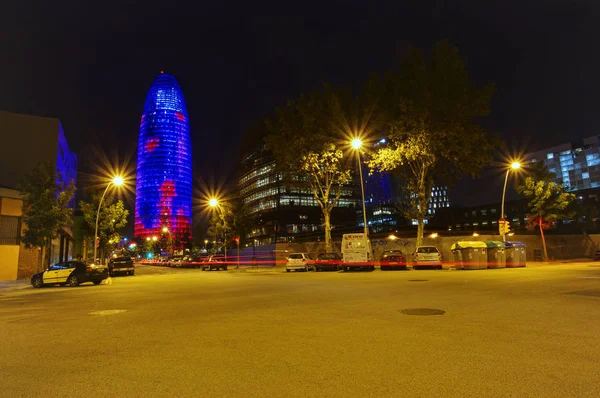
86;267;94;273
301;259;306;262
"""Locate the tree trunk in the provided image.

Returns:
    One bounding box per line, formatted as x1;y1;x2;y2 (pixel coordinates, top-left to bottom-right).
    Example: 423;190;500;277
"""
323;209;332;253
416;218;424;248
539;216;549;261
40;240;47;272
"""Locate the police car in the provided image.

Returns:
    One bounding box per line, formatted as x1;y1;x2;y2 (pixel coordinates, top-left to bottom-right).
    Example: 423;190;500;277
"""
31;261;109;288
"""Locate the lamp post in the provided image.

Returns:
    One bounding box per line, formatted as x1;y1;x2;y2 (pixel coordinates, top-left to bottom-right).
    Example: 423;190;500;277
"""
500;161;521;242
162;227;173;256
94;176;123;265
352;138;368;235
209;198;227;262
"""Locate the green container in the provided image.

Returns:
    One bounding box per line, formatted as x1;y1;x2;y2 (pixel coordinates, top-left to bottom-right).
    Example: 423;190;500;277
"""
485;241;506;269
451;241;488;270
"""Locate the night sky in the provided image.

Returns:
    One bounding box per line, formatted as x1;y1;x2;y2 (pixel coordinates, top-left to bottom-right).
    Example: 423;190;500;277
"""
3;0;599;209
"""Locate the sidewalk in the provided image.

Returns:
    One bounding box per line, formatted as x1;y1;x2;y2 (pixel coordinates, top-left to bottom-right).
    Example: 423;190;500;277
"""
0;279;31;291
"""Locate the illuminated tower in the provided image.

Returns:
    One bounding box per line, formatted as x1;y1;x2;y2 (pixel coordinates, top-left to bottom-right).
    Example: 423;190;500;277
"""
134;73;192;244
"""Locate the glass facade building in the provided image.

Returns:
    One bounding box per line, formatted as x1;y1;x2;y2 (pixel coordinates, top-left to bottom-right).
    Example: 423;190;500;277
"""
134;73;192;243
238;143;357;245
528;136;600;191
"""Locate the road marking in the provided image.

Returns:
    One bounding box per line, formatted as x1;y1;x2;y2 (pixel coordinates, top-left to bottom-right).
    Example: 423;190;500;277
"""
89;309;127;316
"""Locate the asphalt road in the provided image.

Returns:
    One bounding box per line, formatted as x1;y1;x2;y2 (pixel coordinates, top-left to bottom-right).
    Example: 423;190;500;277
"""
1;263;599;397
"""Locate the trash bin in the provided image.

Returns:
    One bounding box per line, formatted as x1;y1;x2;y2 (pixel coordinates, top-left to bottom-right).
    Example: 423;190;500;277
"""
450;241;488;269
485;241;506;269
505;241;526;267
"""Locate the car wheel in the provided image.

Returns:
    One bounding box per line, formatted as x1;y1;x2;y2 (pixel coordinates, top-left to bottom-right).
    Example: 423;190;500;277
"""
92;280;102;285
223;266;228;271
286;269;290;272
130;270;135;275
109;271;115;277
32;277;43;288
67;275;79;287
304;265;308;272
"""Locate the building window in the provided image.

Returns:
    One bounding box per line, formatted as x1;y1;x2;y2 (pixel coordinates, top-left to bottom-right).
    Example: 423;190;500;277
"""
490;208;497;214
0;216;20;245
481;209;487;216
547;153;554;159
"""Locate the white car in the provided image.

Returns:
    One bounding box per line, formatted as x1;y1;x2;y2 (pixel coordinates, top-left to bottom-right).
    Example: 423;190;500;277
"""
412;246;443;269
286;253;315;272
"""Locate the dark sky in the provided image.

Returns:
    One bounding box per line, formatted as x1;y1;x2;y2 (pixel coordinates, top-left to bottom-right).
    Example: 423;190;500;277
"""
3;0;599;208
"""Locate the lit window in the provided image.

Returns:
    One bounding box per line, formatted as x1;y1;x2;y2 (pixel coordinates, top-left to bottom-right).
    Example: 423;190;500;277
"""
547;153;554;159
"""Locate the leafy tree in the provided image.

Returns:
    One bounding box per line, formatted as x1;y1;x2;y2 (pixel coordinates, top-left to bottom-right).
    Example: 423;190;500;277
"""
79;195;128;261
207;209;233;254
266;88;354;252
18;162;76;270
517;177;575;261
367;41;496;247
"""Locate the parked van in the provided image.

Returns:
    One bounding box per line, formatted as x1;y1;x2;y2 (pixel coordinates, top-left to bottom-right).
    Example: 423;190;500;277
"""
341;233;374;271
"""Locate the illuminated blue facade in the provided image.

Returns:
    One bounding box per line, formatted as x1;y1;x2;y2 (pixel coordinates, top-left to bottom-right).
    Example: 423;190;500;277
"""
134;73;192;243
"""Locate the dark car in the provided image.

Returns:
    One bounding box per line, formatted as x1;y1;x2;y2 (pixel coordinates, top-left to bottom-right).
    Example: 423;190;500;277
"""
379;250;407;270
314;252;342;271
201;255;228;271
31;261;109;288
108;256;135;276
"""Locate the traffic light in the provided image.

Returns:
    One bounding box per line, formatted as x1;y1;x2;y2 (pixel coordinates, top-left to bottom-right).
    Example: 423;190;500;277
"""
499;220;511;235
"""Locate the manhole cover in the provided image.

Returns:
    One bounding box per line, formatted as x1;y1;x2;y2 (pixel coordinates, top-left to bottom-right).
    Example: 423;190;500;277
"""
408;279;428;282
401;308;445;316
89;309;127;316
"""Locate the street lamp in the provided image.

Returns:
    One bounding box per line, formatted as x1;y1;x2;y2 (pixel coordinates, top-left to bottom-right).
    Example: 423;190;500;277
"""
351;138;368;235
94;176;124;265
500;161;521;242
209;198;227;262
162;227;173;256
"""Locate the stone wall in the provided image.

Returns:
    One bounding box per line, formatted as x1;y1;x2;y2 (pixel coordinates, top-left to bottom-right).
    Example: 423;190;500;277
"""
270;234;599;263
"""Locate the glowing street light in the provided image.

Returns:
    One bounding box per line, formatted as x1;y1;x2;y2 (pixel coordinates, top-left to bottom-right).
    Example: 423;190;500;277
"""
94;175;124;265
208;197;228;261
501;160;522;242
351;138;368;235
430;233;439;239
152;236;158;241
473;232;480;237
388;234;397;240
162;227;169;233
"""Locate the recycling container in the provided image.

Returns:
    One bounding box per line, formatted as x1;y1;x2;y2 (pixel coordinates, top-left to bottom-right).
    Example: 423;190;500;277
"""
505;241;526;267
485;241;506;269
450;241;488;270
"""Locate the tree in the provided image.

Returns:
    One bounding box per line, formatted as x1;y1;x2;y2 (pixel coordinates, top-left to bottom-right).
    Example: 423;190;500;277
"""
79;195;128;261
266;88;353;252
367;41;496;247
207;210;232;254
18;162;76;270
517;177;575;261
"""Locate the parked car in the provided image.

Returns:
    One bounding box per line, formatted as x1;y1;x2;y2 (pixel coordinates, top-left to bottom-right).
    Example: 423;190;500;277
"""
201;255;228;271
31;261;109;288
108;256;135;276
314;252;342;271
412;246;443;269
379;250;407;270
286;253;315;272
169;256;185;268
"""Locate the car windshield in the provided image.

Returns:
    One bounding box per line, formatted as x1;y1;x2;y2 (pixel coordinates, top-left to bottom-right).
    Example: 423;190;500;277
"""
417;247;438;253
289;254;304;259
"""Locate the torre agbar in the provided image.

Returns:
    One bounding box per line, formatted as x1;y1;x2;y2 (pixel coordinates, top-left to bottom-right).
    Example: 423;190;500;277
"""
134;73;192;243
